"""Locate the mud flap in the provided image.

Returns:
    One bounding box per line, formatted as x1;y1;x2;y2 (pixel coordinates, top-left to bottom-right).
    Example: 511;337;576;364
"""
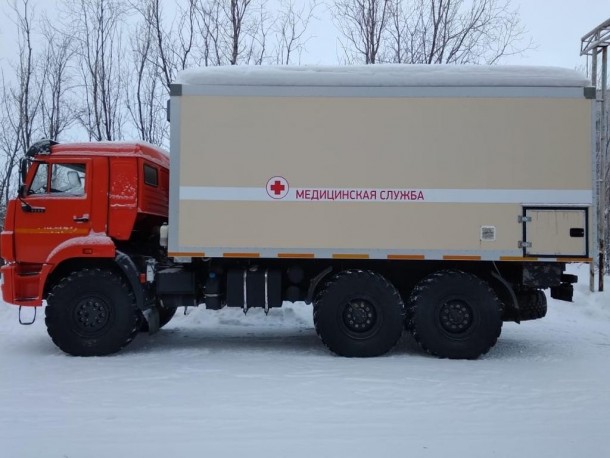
143;308;160;334
550;283;574;302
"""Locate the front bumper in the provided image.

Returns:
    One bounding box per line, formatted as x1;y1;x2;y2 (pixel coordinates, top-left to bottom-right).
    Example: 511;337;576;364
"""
1;263;50;307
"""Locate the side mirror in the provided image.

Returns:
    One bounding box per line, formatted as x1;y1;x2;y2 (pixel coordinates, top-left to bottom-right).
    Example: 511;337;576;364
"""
18;184;27;199
19;158;28;185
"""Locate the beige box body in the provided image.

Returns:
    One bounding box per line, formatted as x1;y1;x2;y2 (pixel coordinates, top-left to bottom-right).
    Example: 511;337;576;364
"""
169;66;593;262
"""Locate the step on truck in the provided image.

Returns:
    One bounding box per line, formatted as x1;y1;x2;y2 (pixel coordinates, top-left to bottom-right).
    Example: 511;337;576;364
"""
0;65;594;358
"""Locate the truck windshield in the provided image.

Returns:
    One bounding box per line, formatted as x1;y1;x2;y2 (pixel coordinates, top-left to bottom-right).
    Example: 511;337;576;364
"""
30;163;48;194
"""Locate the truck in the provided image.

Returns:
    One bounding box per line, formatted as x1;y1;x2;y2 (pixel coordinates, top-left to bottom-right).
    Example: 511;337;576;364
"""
0;65;594;359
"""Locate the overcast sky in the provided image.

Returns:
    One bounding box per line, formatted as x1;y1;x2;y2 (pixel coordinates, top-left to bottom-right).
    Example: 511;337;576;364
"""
0;0;608;75
495;0;607;71
303;0;609;71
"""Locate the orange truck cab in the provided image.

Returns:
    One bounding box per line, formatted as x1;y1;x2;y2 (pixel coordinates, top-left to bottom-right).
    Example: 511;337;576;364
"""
1;140;169;321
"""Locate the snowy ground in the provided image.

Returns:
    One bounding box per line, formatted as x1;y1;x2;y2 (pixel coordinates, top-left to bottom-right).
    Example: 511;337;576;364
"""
1;264;609;458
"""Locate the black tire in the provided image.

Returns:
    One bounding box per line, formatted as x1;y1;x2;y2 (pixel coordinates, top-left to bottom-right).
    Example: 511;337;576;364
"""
503;289;547;322
139;304;177;332
45;269;141;356
406;270;503;359
313;270;405;357
519;290;547;321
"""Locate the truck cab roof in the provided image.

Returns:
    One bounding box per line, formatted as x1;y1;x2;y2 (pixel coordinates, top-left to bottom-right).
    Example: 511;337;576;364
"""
29;140;169;169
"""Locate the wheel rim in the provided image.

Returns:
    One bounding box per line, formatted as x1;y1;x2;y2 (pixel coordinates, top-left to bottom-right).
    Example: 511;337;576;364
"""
72;296;112;336
342;299;378;335
439;299;473;334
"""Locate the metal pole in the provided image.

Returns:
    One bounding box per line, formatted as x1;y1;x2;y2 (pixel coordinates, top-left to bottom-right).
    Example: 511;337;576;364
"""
600;46;607;292
589;49;600;292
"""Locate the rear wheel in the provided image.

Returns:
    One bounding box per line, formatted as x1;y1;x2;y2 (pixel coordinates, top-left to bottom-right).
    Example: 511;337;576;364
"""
313;270;404;357
406;270;503;359
519;290;547;321
45;269;141;356
503;289;547;322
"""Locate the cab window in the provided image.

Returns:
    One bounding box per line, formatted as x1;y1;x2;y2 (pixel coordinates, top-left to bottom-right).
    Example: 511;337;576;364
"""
29;163;86;196
51;164;86;195
143;164;158;187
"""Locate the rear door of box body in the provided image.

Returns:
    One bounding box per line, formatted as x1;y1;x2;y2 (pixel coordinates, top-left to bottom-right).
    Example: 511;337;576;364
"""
523;207;588;257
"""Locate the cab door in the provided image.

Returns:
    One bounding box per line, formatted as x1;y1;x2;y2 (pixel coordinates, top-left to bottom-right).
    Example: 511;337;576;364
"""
15;159;92;264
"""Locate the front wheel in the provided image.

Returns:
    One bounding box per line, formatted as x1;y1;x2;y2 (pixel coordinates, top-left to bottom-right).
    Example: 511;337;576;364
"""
45;269;141;356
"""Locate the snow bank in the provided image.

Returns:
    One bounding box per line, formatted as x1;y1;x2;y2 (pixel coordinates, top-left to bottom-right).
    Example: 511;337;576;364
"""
177;64;589;88
565;264;610;321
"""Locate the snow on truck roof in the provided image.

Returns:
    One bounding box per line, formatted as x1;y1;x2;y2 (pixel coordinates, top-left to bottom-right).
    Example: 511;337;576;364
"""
51;142;169;168
176;65;589;88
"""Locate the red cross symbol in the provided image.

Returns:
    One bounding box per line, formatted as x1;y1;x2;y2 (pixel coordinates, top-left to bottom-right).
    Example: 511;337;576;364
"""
266;176;289;199
270;180;285;195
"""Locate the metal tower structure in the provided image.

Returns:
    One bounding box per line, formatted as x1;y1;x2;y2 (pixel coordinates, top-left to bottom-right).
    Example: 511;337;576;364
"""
581;18;610;292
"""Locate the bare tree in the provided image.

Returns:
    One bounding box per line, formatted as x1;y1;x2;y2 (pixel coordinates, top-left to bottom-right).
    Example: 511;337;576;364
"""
133;0;205;91
39;21;77;140
68;0;127;141
126;4;167;146
0;77;24;211
227;0;253;64
12;0;42;151
251;2;273;65
333;0;530;64
126;0;319;148
140;0;278;85
195;0;224;66
274;0;319;65
0;0;44;215
387;0;531;64
332;0;392;64
0;0;322;187
199;0;270;66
